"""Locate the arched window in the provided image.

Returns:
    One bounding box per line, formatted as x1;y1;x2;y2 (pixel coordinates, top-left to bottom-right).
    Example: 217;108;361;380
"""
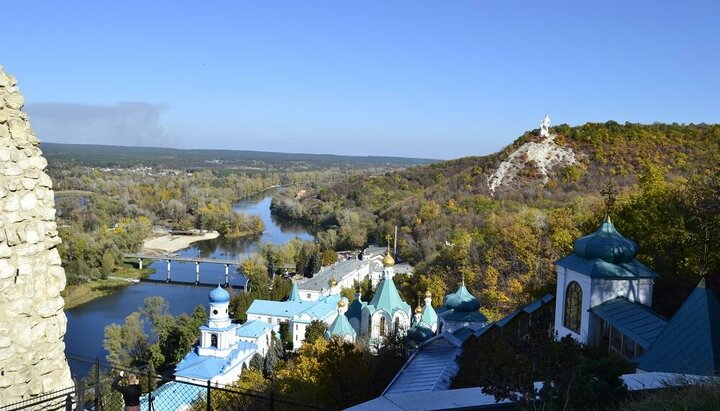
379;317;386;336
563;281;582;332
211;333;218;348
394;317;401;333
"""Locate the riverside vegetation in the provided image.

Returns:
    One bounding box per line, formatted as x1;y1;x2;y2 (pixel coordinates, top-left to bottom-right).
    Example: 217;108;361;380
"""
47;144;427;308
87;122;719;409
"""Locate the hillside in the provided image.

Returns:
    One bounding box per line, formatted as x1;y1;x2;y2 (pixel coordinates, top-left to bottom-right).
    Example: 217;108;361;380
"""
272;121;720;319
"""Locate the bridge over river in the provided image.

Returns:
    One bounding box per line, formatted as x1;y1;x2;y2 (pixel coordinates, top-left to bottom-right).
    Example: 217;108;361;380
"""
123;253;239;286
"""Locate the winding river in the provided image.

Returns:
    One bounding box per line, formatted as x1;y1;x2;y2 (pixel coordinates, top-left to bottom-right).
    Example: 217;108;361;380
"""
64;190;312;376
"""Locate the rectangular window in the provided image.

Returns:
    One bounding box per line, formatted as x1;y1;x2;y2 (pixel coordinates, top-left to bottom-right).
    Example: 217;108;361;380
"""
307;293;311;299
295;324;298;331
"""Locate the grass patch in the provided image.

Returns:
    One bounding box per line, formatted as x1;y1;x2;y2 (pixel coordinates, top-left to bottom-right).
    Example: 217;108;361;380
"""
62;264;155;310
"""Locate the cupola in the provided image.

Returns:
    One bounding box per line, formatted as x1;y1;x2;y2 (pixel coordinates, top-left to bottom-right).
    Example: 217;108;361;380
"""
573;216;638;264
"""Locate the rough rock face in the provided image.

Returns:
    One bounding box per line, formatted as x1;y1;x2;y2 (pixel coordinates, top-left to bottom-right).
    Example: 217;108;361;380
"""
0;66;73;405
487;119;578;194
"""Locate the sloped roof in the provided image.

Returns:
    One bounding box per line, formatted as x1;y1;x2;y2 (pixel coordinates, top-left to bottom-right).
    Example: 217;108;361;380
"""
236;320;274;339
443;284;481;312
638;279;720;375
289;282;301;301
247;294;339;321
573;216;638;263
422;304;438;326
495;294;555;327
556;254;658;279
367;277;411;316
384;335;462;395
590;297;667;348
325;311;357;339
174;341;258;380
346;297;366;320
557;217;658;279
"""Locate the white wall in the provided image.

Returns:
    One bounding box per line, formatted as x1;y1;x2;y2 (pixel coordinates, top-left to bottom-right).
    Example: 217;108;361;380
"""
554;266;592;344
554;265;655;345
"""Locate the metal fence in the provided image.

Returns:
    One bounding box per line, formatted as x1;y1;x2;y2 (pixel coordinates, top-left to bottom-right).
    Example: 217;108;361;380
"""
57;354;333;411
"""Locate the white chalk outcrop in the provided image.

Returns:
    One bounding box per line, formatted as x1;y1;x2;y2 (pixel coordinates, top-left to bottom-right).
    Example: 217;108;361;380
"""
0;65;73;405
487;116;578;194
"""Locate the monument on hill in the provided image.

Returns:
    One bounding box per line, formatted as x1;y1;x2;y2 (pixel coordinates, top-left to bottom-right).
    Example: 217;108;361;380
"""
540;115;551;138
0;66;73;404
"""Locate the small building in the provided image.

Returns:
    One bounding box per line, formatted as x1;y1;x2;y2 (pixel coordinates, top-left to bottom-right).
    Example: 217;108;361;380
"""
361;251;412;341
175;286;260;386
246;282;340;350
554;216;657;346
325;299;357;343
436;281;488;334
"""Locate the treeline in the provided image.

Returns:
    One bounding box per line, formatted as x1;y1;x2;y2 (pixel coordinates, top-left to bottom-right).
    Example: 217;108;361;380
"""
271;122;720;319
50;164;356;284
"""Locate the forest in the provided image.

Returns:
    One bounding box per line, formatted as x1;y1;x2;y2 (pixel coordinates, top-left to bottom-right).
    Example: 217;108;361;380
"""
97;121;719;410
50;152;412;308
271;122;720;319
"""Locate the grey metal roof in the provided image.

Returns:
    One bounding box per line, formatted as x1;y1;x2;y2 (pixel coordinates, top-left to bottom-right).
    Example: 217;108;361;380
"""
384;336;462;395
297;259;369;292
589;297;667;348
556;254;658;279
344;387;513;411
638;279;720;375
494;295;554;327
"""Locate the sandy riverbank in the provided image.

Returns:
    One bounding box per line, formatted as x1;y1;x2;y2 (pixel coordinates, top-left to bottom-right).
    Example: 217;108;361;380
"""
142;230;220;253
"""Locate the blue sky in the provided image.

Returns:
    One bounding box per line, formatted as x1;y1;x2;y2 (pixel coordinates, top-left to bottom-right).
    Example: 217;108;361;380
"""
2;1;718;159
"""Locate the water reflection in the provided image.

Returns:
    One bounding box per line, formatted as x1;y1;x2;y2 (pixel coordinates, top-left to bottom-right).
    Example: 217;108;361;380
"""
65;189;313;376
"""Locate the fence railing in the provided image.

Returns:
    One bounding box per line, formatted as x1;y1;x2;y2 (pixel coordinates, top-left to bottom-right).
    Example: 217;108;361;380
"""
1;386;75;411
62;353;333;411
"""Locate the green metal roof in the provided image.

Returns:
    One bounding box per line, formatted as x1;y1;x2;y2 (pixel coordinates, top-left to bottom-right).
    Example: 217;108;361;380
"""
346;297;366;320
442;284;481;312
558;217;658;279
325;312;357;339
422;304;438;326
288;282;301;302
367;277;411;316
589;297;667;348
573;216;638;263
637;279;720;375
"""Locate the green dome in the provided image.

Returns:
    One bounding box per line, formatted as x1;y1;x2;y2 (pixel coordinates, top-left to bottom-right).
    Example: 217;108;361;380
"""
443;284;481;312
573;216;638;264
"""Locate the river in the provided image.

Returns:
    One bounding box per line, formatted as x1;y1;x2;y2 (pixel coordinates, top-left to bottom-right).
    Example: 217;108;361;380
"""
64;190;312;376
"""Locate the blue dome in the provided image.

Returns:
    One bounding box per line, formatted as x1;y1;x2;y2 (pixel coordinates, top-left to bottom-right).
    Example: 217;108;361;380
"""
573;216;638;264
443;284;481;312
209;285;230;303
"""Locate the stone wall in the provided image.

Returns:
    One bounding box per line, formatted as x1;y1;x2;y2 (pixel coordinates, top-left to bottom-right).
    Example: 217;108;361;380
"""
0;66;73;404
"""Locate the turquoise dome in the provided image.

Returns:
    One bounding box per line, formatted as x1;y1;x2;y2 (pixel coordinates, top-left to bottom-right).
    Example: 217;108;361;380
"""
573;216;638;264
443;284;481;312
209;285;230;303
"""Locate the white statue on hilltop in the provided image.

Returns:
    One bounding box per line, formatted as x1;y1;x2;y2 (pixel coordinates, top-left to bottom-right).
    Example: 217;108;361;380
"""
540;115;551;138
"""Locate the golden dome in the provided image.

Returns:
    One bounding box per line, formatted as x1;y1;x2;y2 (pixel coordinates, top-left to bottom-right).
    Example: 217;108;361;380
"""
382;252;395;267
425;290;432;298
338;299;346;307
415;305;423;314
329;277;338;286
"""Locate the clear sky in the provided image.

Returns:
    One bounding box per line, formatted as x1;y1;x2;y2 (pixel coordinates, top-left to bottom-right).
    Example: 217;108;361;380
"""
2;1;718;159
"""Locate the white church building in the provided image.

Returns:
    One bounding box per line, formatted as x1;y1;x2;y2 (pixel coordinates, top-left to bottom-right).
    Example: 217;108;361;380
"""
174;286;273;386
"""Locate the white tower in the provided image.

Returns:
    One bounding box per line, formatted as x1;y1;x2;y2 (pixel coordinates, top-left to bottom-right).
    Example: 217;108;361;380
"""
199;285;237;356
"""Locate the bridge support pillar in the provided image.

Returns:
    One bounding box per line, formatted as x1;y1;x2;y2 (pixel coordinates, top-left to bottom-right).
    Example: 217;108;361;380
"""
138;258;143;270
166;260;171;282
195;262;200;285
224;264;229;287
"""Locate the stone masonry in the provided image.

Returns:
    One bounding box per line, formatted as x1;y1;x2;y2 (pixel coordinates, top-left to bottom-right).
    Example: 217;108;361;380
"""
0;66;73;404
